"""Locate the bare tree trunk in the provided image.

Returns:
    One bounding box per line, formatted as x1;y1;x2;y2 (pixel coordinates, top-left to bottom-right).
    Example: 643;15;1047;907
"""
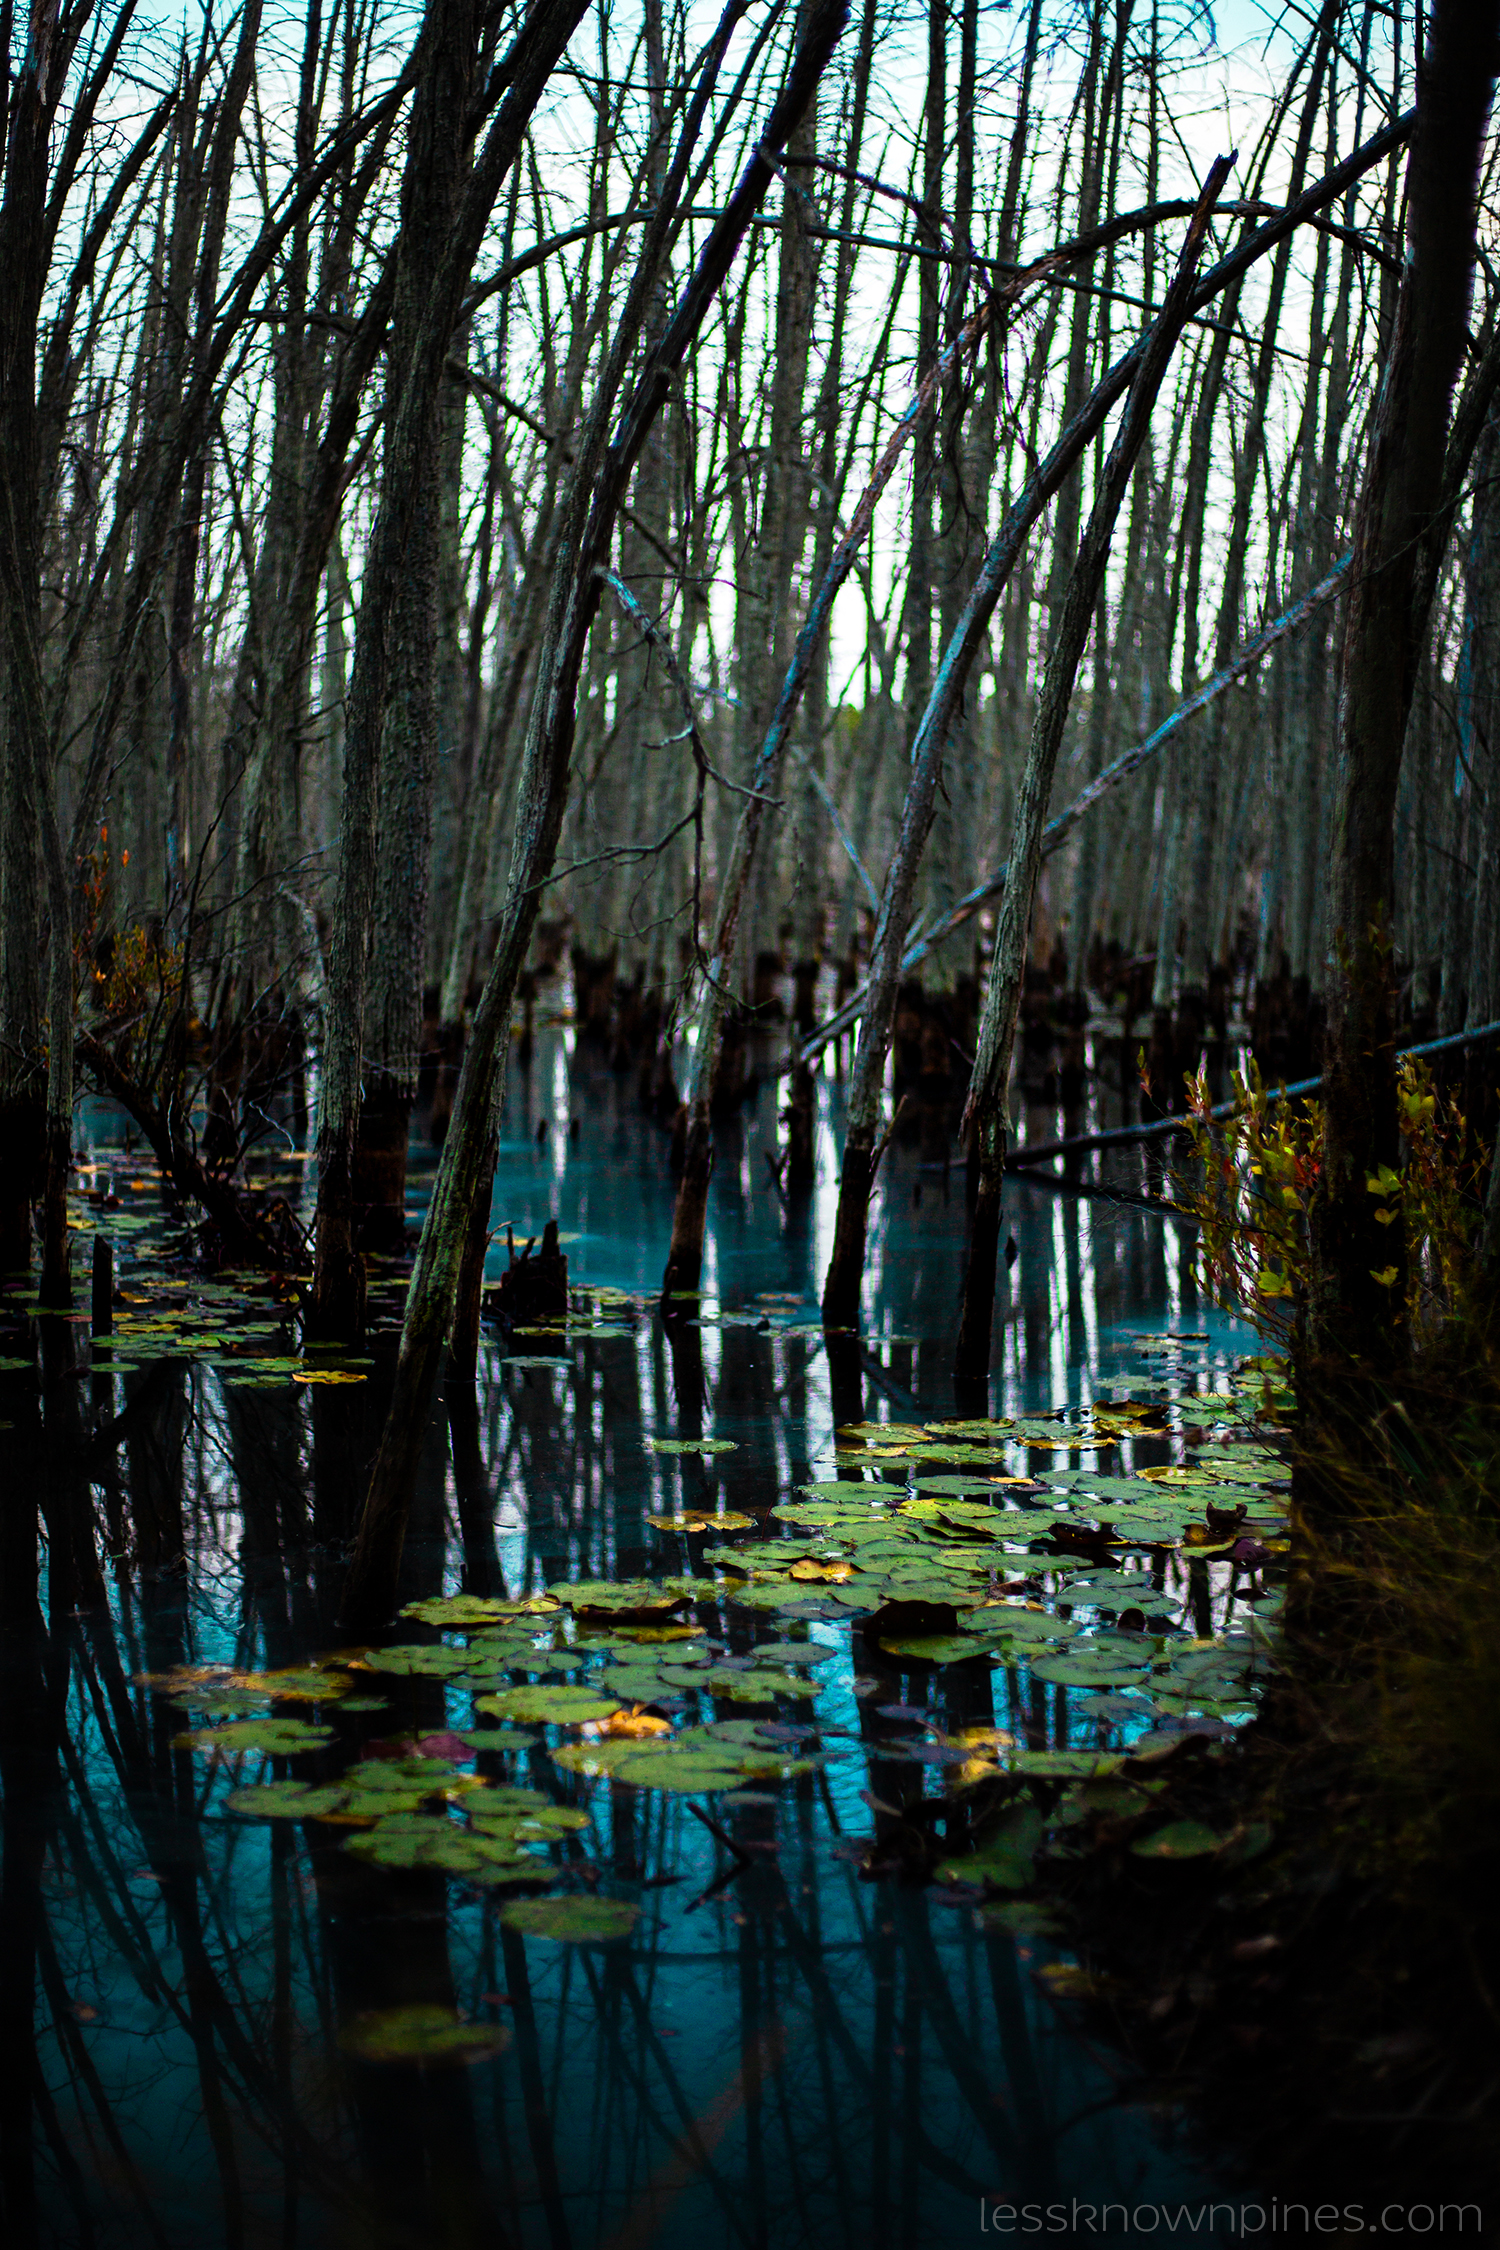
309;0;587;1338
344;0;849;1627
953;157;1233;1384
0;0;70;1297
1310;0;1499;1377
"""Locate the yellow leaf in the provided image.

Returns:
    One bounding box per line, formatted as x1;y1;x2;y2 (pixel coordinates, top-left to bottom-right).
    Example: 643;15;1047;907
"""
591;1708;672;1739
789;1559;852;1582
1370;1266;1399;1288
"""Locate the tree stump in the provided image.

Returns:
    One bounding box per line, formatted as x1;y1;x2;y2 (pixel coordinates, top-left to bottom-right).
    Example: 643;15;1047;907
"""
485;1219;568;1327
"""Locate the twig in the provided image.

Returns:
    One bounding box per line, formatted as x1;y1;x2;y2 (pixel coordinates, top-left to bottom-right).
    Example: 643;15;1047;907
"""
687;1799;752;1860
1006;1017;1500;1171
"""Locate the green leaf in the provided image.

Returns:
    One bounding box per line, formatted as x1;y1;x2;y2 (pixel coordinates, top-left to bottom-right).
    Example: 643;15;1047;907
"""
475;1685;621;1725
344;1814;544;1879
500;1897;639;1944
176;1718;334;1755
1009;1750;1125;1778
399;1595;537;1626
556;1581;690;1617
1027;1650;1153;1688
340;2005;509;2066
361;1644;475;1678
648;1436;737;1455
223;1781;352;1819
962;1607;1080;1642
703;1666;812;1701
1130;1820;1225;1860
877;1634;993;1664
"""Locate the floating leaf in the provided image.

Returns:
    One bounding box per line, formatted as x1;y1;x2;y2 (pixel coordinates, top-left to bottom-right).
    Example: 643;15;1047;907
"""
224;1781;352;1819
344;1814;543;1880
1007;1750;1125;1778
647;1435;737;1455
979;1900;1066;1937
878;1634;993;1664
292;1368;368;1385
703;1666;811;1702
177;1718;333;1755
558;1581;690;1618
399;1595;533;1626
361;1644;475;1678
1028;1650;1153;1688
476;1685;621;1725
340;2005;509;2066
1130;1820;1225;1860
240;1666;353;1700
500;1897;639;1944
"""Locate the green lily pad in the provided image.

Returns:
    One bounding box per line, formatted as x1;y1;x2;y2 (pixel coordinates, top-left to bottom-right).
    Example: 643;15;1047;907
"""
557;1581;690;1617
361;1645;475;1678
172;1688;273;1718
703;1667;812;1701
224;1780;354;1819
797;1481;889;1500
963;1607;1080;1641
1130;1820;1225;1860
177;1718;334;1755
500;1896;639;1944
878;1635;994;1664
978;1899;1066;1937
1009;1750;1125;1778
599;1667;679;1701
400;1596;535;1626
1028;1650;1153;1688
340;2005;509;2066
648;1436;737;1455
475;1685;621;1725
344;1814;544;1879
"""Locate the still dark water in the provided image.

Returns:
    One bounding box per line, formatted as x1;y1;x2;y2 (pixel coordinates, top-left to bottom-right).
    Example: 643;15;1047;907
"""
3;1028;1264;2248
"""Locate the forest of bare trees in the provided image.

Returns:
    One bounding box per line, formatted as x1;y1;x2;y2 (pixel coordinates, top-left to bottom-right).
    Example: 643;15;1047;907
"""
4;0;1500;1600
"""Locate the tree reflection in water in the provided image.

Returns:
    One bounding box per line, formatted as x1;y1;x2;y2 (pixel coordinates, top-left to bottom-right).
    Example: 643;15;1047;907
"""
3;1044;1244;2246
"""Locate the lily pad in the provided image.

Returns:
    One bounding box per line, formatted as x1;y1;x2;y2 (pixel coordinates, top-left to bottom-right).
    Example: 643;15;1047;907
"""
344;1814;544;1880
399;1596;534;1626
1130;1820;1225;1860
361;1645;475;1678
962;1607;1080;1642
475;1685;621;1725
1028;1650;1153;1689
340;2005;509;2066
177;1718;334;1755
500;1896;639;1944
223;1780;353;1819
648;1436;737;1455
878;1634;993;1664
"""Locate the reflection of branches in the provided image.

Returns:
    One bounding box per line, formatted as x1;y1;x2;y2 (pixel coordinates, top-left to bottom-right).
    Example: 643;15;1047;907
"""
37;1918;171;2244
601;1953;758;2249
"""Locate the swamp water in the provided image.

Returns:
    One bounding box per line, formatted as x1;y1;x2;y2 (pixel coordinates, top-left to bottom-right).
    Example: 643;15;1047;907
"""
4;1032;1282;2247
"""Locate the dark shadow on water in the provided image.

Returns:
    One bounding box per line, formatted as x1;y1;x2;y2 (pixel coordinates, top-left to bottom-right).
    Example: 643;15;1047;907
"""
4;1033;1260;2244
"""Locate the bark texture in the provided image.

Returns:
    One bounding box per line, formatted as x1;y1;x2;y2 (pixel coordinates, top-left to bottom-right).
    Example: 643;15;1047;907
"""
1309;0;1499;1375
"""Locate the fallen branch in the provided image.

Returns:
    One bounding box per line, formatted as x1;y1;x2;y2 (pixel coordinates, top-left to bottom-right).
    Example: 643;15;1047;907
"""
1006;1017;1500;1171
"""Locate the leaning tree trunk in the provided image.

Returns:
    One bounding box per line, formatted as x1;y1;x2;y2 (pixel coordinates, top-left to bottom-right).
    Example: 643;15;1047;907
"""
953;157;1233;1385
0;0;69;1297
343;0;850;1630
1308;0;1499;1379
309;0;587;1338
